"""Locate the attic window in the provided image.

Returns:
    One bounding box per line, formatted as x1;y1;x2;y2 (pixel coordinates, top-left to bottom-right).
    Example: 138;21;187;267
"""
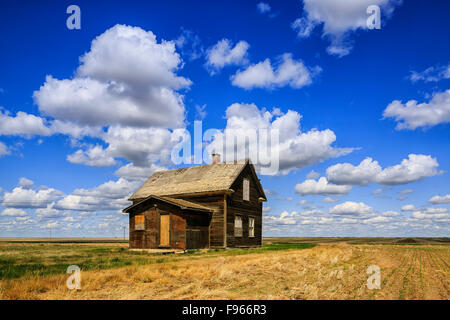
234;215;242;237
243;178;250;201
249;217;255;238
135;215;145;231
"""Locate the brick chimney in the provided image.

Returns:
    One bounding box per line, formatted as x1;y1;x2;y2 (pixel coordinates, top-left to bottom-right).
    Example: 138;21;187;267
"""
212;153;221;164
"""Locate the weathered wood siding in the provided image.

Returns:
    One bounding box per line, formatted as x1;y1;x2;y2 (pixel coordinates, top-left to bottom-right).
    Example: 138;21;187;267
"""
173;195;225;248
226;164;263;247
129;207;158;249
170;211;186;249
128;162;265;249
185;212;210;249
128;200;186;249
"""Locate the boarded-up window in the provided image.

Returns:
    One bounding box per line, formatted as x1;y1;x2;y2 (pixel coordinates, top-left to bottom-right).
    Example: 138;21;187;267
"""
234;215;243;237
249;217;255;238
135;215;145;231
243;178;250;201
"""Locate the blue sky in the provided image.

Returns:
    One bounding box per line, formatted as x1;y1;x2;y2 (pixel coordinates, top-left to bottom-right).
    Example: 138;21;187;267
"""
0;0;449;238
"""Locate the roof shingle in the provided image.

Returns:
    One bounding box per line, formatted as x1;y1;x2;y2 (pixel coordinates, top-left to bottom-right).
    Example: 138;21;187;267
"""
123;195;213;213
129;160;249;200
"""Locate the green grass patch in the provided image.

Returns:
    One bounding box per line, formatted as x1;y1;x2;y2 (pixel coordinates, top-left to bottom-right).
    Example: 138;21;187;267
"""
221;243;316;255
0;243;316;280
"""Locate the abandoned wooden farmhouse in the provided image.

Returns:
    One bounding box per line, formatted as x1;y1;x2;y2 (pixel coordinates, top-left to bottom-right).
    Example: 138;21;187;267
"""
123;155;266;250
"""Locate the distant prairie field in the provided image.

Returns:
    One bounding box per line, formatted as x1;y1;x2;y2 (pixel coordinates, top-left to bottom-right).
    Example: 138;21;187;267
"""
0;238;448;300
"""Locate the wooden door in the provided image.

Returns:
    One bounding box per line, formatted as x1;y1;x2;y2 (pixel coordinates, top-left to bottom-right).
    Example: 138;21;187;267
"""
159;214;170;247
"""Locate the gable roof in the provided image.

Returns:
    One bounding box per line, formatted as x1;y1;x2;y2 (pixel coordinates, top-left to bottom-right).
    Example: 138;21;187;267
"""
123;195;213;213
129;159;266;200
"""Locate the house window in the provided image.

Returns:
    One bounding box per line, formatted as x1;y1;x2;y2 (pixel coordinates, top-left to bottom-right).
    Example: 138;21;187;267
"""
243;178;250;201
135;215;145;231
249;217;255;238
234;215;243;237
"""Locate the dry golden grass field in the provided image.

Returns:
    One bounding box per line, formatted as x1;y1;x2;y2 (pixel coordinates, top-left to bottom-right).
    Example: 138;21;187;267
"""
0;238;448;300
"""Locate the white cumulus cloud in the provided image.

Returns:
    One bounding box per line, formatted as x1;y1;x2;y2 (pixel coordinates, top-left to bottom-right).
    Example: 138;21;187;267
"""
67;125;182;169
35;203;64;219
33;24;190;128
18;178;34;189
0;111;51;136
363;216;391;224
401;204;415;211
67;145;116;167
409;63;450;83
411;208;449;220
383;90;450;130
1;208;27;217
205;39;249;74
382;210;400;217
55;178;140;212
295;177;352;196
429;194;450;205
231;53;321;90
207;102;353;175
292;0;401;57
326;154;441;186
329;201;373;216
2;187;64;208
322;197;340;203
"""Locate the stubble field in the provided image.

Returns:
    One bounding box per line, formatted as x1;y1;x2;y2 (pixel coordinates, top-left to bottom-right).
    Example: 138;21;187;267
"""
0;238;448;300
